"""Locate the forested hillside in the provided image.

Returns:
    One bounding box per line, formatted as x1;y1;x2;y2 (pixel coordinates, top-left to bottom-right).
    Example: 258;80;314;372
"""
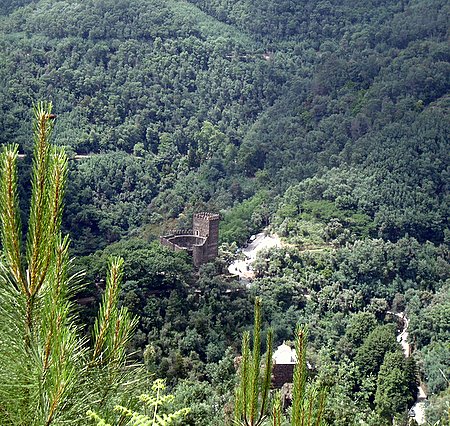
0;0;449;425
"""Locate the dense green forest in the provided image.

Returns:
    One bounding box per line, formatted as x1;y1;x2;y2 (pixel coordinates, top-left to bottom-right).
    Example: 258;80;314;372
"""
0;0;449;425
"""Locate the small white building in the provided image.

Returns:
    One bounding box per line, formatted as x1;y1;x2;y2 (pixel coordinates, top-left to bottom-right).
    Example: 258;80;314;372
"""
272;343;297;388
273;343;297;364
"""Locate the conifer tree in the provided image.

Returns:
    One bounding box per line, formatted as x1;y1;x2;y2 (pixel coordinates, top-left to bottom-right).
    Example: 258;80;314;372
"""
0;101;140;425
234;297;274;426
290;326;327;426
233;300;327;426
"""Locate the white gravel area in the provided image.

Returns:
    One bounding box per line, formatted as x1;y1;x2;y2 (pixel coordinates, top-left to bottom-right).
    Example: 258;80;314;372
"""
228;231;282;279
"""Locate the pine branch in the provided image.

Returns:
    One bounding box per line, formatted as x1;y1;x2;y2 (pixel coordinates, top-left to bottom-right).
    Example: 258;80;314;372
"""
290;326;327;426
234;331;250;424
39;237;87;426
36;146;68;294
234;298;273;426
314;388;327;426
0;101;143;425
292;326;308;426
42;234;71;374
110;308;139;366
27;101;56;296
92;257;137;368
249;297;262;422
0;144;27;294
92;257;122;363
271;392;282;426
306;387;315;426
257;328;273;425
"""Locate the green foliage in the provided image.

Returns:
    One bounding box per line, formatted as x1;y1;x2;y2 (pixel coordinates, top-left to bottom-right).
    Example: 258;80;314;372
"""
345;312;378;347
0;0;283;253
234;297;273;426
425;390;450;426
2;0;448;254
78;238;192;292
0;102;140;425
220;191;272;245
408;282;450;349
87;379;190;426
421;342;450;395
65;152;159;254
1;0;449;422
355;324;400;376
76;243;254;384
375;351;418;421
171;378;229;426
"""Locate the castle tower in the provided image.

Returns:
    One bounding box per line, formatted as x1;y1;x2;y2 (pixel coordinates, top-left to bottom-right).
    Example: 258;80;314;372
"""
160;212;220;267
192;212;220;262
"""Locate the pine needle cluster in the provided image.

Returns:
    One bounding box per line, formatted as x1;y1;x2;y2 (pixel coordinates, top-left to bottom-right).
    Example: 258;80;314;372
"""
234;299;327;426
87;379;190;426
289;327;327;426
234;297;274;426
0;102;141;425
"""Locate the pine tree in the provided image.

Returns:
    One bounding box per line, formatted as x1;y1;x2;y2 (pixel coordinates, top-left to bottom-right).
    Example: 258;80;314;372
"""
290;326;327;426
233;300;327;426
234;297;274;426
0;101;140;425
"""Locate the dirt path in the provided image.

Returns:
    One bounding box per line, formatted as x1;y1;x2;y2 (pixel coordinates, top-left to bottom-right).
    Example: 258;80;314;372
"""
395;312;411;357
393;312;427;424
228;231;282;281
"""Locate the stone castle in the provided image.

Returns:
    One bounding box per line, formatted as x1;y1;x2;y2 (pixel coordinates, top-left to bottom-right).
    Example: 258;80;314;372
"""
159;212;220;267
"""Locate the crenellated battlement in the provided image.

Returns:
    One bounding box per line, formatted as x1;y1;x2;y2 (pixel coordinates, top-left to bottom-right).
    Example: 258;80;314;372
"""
163;229;193;237
193;212;220;221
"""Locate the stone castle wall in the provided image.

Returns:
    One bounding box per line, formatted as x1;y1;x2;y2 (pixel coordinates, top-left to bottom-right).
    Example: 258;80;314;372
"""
160;212;220;267
160;234;206;250
193;212;219;262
